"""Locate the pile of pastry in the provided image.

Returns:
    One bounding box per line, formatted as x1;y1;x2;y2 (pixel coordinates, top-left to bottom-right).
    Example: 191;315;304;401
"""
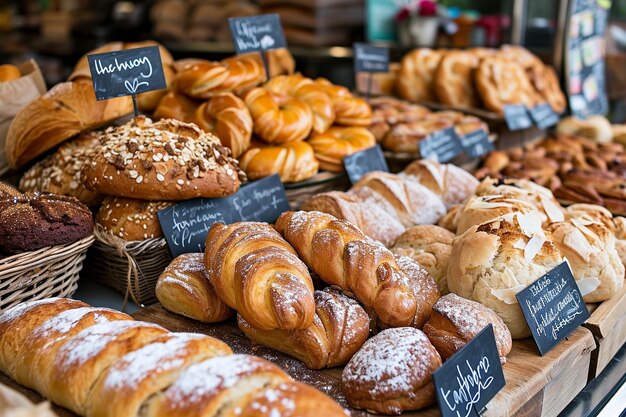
369;96;489;153
155;209;514;415
0;298;347;417
153;58;374;182
0;182;92;255
477;130;626;216
395;45;566;115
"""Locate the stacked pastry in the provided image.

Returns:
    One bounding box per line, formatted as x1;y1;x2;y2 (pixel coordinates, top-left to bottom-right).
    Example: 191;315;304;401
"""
477;132;626;215
369;96;490;154
302;159;479;246
0;298;347;417
154;209;513;414
436;177;626;340
396;45;566;115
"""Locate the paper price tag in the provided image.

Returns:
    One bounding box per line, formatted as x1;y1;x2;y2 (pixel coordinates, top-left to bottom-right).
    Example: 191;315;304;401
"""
516;261;590;355
343;145;389;185
158;175;290;257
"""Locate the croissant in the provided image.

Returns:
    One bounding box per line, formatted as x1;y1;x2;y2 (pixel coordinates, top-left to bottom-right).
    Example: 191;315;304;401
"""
238;288;370;369
275;211;419;327
204;222;316;330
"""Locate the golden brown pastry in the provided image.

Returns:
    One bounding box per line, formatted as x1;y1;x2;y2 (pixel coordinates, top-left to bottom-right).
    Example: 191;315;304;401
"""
435;51;481;109
81;117;245;201
204;222;315;331
423;293;513;362
527;62;567;114
96;197;172;241
238;288;370;369
19;133;102;206
192;92;253;158
307;127;376;172
393;254;441;329
382;119;452;153
275;211;419;328
448;212;564;339
238;140;319;183
437;205;462;233
0;64;20;82
156;253;234;323
86;332;233;417
391;225;455;294
314;78;372;127
6;81;132;168
0;182;21;199
243;87;313;143
342;327;442;414
153;91;199;122
397;48;444;102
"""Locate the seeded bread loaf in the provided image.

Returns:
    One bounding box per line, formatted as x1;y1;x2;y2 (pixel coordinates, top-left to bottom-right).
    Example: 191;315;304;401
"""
96;196;173;240
81;117;246;201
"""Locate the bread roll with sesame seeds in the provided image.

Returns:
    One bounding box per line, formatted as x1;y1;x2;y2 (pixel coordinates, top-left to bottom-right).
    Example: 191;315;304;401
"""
96;197;173;241
81;117;246;201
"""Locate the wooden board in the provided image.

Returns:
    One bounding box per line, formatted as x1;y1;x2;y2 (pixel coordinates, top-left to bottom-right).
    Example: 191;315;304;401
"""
583;283;626;379
134;305;595;417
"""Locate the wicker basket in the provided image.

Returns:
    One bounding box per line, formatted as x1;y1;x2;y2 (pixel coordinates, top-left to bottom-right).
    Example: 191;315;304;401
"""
0;235;95;313
85;225;173;306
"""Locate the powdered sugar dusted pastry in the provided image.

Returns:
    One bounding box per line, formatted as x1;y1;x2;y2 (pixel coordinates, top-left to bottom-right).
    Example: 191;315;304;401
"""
342;327;441;414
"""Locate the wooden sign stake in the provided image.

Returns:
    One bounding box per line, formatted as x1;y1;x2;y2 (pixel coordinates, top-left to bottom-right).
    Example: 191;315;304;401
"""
260;51;270;81
131;94;139;117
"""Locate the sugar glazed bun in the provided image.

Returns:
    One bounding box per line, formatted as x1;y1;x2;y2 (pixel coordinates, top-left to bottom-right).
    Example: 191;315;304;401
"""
423;293;512;363
447;212;564;339
546;218;624;302
81;117;245;200
342;327;441;414
392;225;455;294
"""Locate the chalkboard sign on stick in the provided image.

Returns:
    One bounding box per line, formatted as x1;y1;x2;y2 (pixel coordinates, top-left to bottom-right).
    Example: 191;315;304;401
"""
433;324;506;417
158;175;290;257
462;129;493;159
353;43;389;98
528;103;560;129
343;145;389;184
503;104;533;131
88;46;166;116
419;127;464;163
516;261;590;356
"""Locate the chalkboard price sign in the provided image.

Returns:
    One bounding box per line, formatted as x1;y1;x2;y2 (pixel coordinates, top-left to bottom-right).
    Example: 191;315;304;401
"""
419;127;464;163
433;324;506;417
343;145;389;184
158;175;290;257
228;14;287;54
503;104;533;131
528;103;560;129
88;46;166;102
353;43;389;73
462;129;493;159
516;261;590;356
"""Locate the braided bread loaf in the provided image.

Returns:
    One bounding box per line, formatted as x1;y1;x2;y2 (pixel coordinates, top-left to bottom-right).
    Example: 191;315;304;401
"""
239;140;319;183
275;211;422;327
204;222;316;330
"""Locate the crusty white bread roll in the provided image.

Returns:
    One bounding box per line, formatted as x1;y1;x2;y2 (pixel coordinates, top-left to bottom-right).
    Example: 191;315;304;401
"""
448;212;564;339
456;194;540;235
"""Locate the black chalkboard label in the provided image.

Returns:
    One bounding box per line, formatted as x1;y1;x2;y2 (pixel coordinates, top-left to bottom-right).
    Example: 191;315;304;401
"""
88;46;166;101
515;261;590;356
157;175;291;257
528;103;560;129
503;104;533;131
433;325;506;417
343;145;389;184
462;129;494;159
228;14;287;54
353;43;389;73
419;127;464;163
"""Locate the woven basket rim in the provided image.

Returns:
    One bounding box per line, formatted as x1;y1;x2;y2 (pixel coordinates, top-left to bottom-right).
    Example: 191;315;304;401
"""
0;235;95;275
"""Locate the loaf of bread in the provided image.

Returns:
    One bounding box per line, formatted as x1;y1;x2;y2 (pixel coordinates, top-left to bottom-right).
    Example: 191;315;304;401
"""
423;293;512;362
0;192;93;254
238;140;319;183
19;133;101;206
0;182;20;199
204;222;315;330
156;253;234;323
81;117;245;200
96;197;172;241
238;288;370;369
391;225;455;294
393;254;441;329
448;212;564;339
275;211;421;328
342;327;442;414
456;195;540;235
6;80;132;168
0;299;347;417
